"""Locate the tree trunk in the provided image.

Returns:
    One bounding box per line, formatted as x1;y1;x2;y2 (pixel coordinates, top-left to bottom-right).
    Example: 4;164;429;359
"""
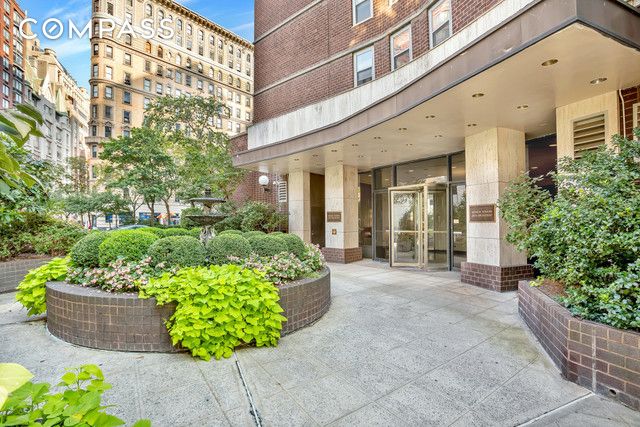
164;199;172;226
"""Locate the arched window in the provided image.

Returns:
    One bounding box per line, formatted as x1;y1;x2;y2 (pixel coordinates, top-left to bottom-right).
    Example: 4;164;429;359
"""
186;58;191;68
124;34;132;46
145;41;152;53
157;46;163;58
186;24;192;36
197;63;203;73
175;54;182;66
145;3;152;17
208;67;214;78
246;53;251;62
158;10;164;20
176;19;183;32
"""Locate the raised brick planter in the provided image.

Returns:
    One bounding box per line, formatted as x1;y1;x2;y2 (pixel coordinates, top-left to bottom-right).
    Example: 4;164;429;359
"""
519;281;640;410
0;257;53;294
279;268;331;335
45;268;331;352
46;282;179;353
461;262;534;292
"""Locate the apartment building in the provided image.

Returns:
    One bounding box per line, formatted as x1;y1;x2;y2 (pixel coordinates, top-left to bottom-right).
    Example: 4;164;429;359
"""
87;0;254;224
232;0;640;290
0;0;25;109
23;40;90;172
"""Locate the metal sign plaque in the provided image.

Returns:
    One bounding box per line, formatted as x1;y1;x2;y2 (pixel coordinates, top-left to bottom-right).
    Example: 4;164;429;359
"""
326;211;342;223
469;204;496;222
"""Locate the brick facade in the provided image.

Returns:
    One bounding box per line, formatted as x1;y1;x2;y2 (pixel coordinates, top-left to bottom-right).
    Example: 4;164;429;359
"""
620;85;640;138
460;262;533;292
280;268;331;334
321;247;363;264
0;257;53;294
253;0;505;122
519;281;640;410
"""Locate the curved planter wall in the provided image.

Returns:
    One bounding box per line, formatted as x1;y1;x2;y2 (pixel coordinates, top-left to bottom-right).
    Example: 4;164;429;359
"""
46;268;331;352
46;282;179;352
518;281;640;410
0;256;53;294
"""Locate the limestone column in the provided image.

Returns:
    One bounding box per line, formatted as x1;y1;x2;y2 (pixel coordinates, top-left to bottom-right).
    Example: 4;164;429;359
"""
288;170;311;242
323;164;362;263
461;127;533;292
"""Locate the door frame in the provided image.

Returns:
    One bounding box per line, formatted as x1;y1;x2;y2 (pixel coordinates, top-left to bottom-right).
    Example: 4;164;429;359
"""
388;184;426;268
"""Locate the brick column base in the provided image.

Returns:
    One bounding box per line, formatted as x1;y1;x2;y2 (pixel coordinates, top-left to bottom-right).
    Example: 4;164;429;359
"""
461;262;533;292
321;247;363;264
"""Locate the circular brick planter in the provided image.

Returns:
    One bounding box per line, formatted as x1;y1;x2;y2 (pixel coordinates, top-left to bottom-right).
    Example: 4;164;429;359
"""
45;268;331;352
519;281;640;410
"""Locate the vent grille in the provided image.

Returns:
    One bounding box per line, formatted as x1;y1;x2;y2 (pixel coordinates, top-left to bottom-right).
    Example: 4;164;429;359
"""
573;114;606;158
277;181;288;203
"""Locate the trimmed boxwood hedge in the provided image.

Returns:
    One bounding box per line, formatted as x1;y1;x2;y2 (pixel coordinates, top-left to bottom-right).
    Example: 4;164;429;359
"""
218;230;244;236
158;228;191;237
276;234;306;259
206;234;252;265
243;230;266;239
247;235;288;257
148;236;206;267
70;232;109;268
98;230;159;266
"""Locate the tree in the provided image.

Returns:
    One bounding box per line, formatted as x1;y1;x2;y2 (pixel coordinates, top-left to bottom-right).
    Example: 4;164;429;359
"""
64;156;90;194
100;127;178;225
143;95;246;199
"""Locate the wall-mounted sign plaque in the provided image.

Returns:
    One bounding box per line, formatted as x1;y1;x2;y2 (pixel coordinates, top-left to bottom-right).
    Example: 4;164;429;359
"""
469;204;496;222
327;211;342;222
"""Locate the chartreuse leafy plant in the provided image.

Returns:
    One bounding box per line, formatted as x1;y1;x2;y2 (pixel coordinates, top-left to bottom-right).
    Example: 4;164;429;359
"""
499;129;640;331
0;363;150;427
140;264;286;361
16;257;69;316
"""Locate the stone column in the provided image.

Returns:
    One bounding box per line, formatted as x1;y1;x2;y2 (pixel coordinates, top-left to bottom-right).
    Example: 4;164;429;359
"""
461;127;533;292
288;170;311;242
322;164;362;263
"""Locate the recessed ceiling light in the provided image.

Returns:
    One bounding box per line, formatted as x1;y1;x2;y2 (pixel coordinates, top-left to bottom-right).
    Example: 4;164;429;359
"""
312;154;319;157
358;155;365;158
294;158;299;161
472;93;484;98
373;136;382;140
398;127;408;131
530;166;538;170
590;77;607;85
425;115;436;119
435;135;443;138
541;59;558;67
406;143;413;146
516;104;529;110
549;143;557;147
367;174;372;177
409;169;414;173
381;149;387;153
352;143;359;147
331;149;338;152
467;123;477;127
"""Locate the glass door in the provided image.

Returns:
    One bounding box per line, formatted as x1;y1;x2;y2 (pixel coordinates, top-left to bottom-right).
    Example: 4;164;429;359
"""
450;183;467;269
390;188;423;267
425;183;449;270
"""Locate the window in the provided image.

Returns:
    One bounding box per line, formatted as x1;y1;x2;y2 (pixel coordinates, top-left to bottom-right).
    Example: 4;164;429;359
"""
156;82;163;94
125;34;132;45
125;12;132;24
91;105;98;118
145;3;152;17
391;26;412;70
175;71;182;84
176;54;182;66
92;64;98;78
157;46;163;58
91;145;98;158
123;91;131;104
145;42;152;53
105;86;113;99
144;78;151;91
104;105;112;119
176;19;183;32
186;24;192;36
93;43;99;55
124;53;131;65
185;75;192;87
124;72;131;85
429;0;451;47
144;97;151;109
145;61;151;72
104;125;112;138
105;45;113;58
123;110;130;124
353;0;373;25
105;66;113;80
91;125;98;137
354;47;374;86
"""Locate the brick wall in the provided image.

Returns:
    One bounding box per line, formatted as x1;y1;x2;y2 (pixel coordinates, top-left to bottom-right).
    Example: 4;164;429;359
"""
461;262;534;292
620;85;640;138
280;268;331;334
0;257;53;294
253;0;504;122
519;281;640;410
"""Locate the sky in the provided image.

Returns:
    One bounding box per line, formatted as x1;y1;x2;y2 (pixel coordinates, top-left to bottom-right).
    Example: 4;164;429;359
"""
22;0;255;90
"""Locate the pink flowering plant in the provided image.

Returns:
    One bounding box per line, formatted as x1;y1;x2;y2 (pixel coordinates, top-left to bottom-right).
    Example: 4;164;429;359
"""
67;257;176;293
227;243;326;286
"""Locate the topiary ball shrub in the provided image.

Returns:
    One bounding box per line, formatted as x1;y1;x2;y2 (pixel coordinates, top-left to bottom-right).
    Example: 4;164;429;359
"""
147;228;166;237
98;230;159;267
159;228;191;237
277;234;306;259
148;236;206;267
269;231;284;236
244;230;266;239
187;228;202;238
207;234;252;265
219;230;243;236
248;235;288;257
70;232;109;268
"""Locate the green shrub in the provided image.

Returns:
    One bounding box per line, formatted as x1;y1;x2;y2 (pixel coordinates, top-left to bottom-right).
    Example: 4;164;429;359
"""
30;222;86;256
248;235;288;257
69;232;109;268
140;264;286;360
206;234;252;265
148;236;206;267
186;228;202;238
98;230;158;267
16;257;69;316
499;129;640;331
244;230;266;239
269;231;284;236
0;363;150;427
277;234;306;259
239;202;287;232
146;228;166;237
153;228;192;238
219;229;243;236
